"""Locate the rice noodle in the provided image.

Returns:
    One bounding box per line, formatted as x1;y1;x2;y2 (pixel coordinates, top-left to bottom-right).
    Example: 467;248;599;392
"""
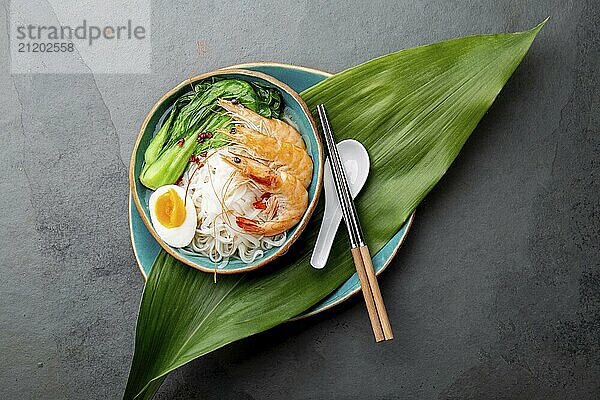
179;148;286;268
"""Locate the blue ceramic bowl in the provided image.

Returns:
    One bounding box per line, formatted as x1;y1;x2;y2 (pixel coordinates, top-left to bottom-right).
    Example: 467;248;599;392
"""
129;69;324;274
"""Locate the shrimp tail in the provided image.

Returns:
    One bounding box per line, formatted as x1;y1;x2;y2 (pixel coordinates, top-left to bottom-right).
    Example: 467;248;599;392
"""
236;216;298;237
235;217;263;234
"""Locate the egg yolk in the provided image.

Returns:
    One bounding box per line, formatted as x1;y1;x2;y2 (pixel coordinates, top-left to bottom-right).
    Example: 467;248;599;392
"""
155;189;186;228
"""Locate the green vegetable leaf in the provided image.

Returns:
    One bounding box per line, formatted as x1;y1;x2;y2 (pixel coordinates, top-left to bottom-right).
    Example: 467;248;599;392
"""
140;132;199;190
124;22;545;399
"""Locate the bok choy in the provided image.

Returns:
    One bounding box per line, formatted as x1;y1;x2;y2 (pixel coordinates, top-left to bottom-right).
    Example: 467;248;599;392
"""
140;78;283;189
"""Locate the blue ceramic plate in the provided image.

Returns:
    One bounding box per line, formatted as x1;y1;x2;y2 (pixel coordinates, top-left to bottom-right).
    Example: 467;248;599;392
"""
128;63;415;319
130;69;324;274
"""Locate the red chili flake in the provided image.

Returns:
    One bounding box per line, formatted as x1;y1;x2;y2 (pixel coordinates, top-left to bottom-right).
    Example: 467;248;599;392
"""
176;176;184;186
189;154;199;163
260;192;272;200
177;138;185;147
197;135;204;143
252;199;267;210
205;131;213;139
200;151;207;157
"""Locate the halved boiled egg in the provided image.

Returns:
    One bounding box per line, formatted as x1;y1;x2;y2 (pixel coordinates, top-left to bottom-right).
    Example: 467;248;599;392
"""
148;185;197;248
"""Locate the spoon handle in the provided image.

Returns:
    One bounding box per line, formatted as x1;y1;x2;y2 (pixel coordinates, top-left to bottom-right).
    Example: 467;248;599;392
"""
311;206;343;269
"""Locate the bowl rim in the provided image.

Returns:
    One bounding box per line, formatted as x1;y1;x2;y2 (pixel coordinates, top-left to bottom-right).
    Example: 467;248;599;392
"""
129;68;324;274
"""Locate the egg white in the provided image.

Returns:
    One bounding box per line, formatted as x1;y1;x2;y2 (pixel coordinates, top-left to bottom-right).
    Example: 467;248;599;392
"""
148;185;197;248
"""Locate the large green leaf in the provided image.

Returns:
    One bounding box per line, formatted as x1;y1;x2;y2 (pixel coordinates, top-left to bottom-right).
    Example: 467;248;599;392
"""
124;22;545;399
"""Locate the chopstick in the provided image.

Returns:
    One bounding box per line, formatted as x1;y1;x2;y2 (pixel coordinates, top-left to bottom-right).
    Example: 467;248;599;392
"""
316;104;394;342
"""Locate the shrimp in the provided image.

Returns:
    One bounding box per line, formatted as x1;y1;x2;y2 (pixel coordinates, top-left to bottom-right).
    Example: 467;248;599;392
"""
222;126;313;188
221;153;308;236
218;99;306;149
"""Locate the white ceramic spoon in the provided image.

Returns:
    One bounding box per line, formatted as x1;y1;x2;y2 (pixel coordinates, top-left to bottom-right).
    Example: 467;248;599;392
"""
310;139;370;269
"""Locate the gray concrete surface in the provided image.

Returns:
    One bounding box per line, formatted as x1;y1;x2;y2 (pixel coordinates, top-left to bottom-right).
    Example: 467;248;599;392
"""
1;0;598;398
